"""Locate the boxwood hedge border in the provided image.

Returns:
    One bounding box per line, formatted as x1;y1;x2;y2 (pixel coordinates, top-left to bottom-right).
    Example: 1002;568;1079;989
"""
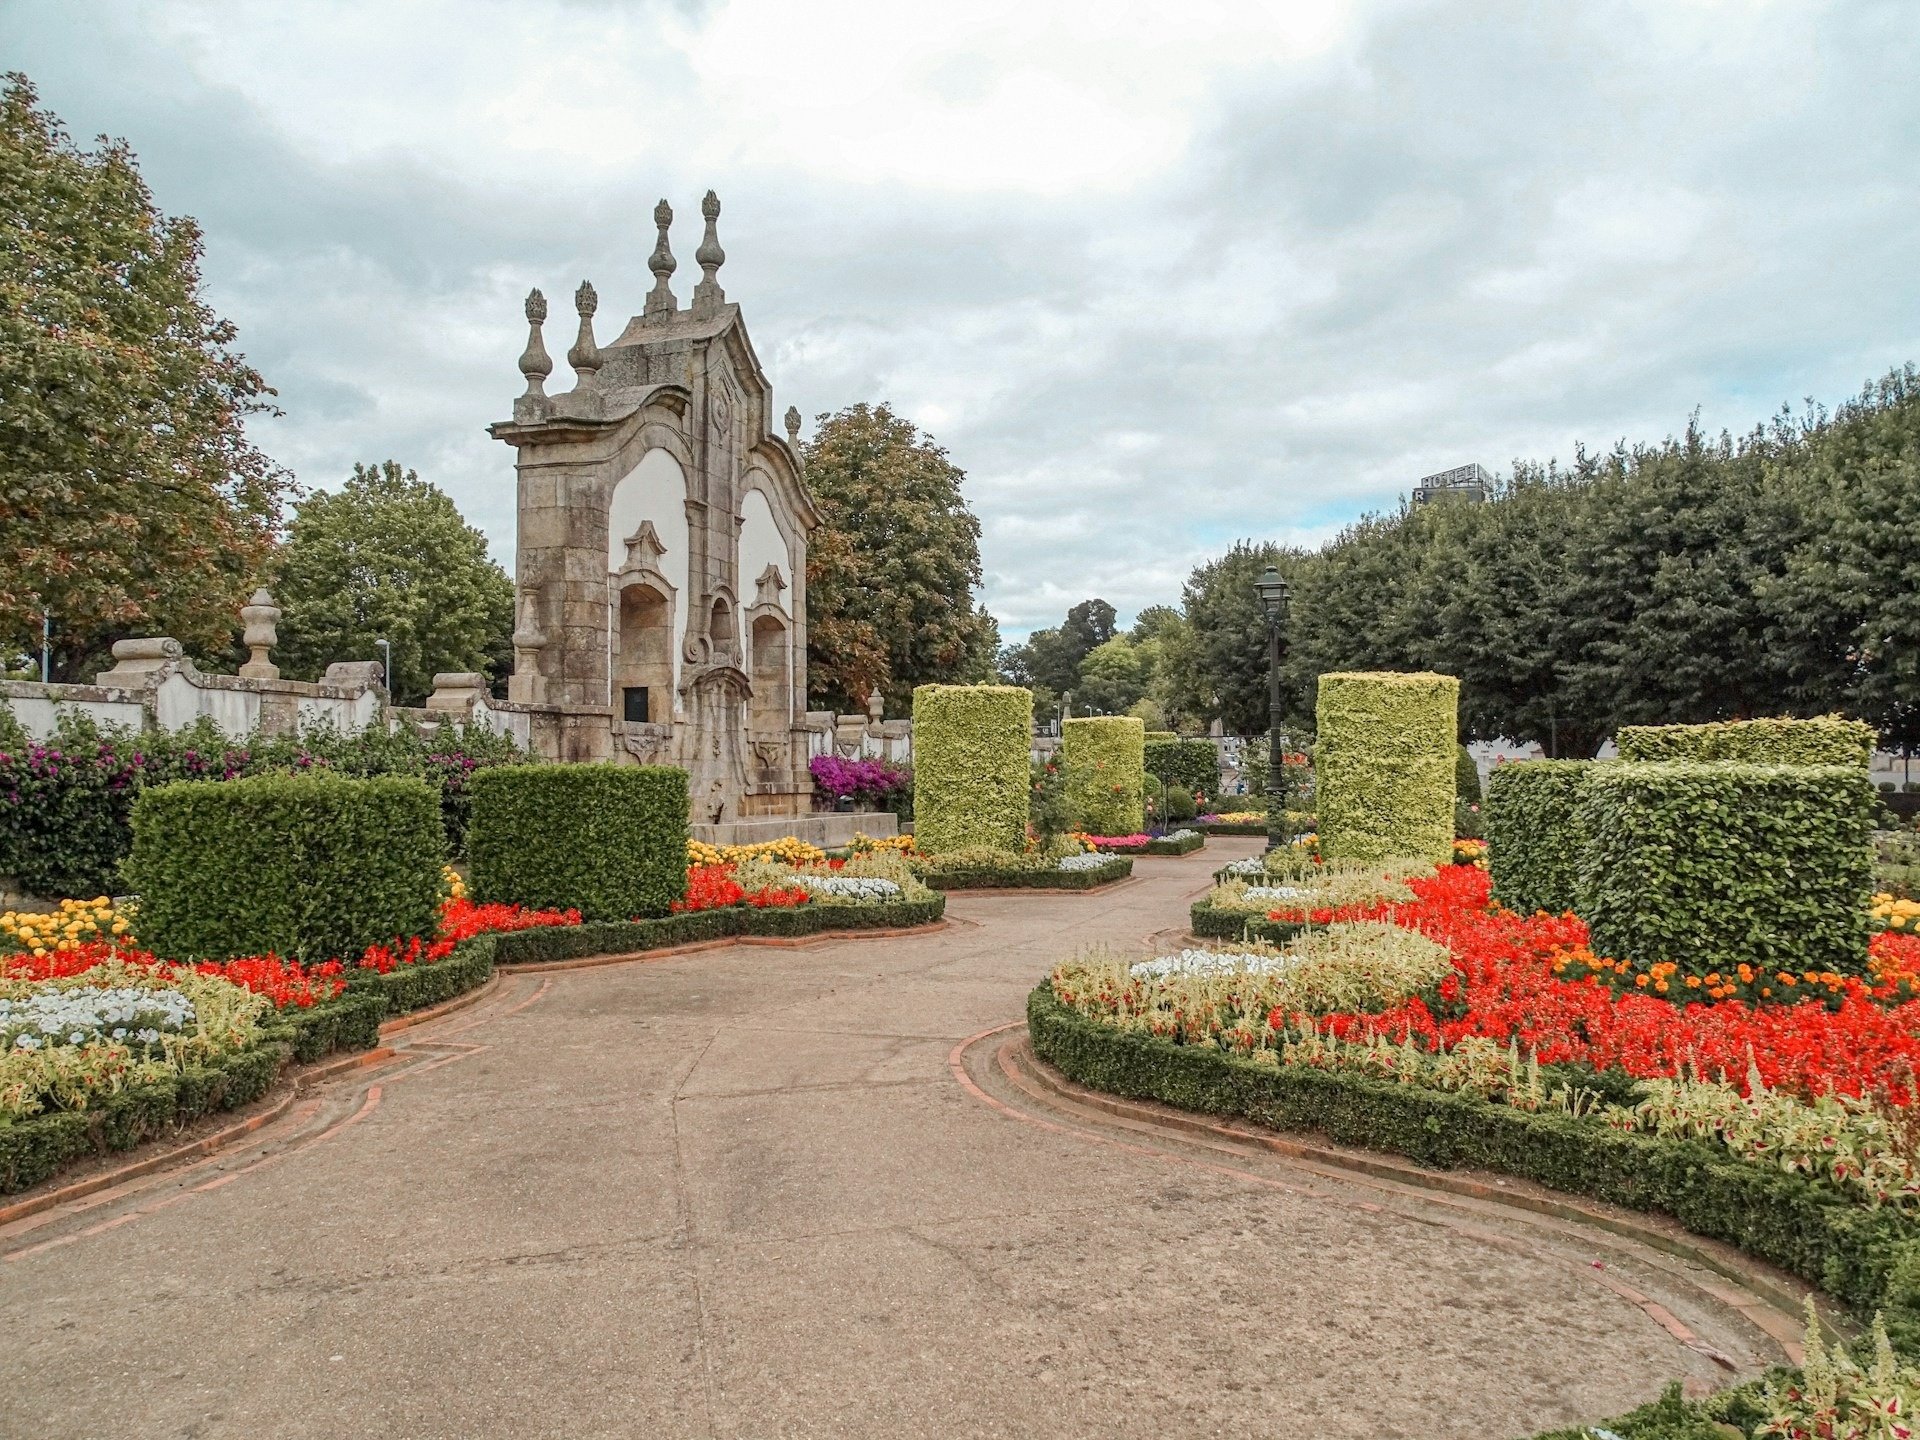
925;858;1133;892
1095;832;1205;857
1194;820;1268;836
488;894;947;965
1026;980;1920;1434
1188;900;1306;944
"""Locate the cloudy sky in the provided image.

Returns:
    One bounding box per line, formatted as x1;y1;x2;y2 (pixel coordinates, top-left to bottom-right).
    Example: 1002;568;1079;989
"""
6;0;1917;638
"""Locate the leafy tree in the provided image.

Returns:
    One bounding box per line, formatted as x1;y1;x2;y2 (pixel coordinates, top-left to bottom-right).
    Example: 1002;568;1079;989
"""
1075;634;1155;714
802;403;998;712
271;461;513;706
0;73;292;679
1181;541;1311;735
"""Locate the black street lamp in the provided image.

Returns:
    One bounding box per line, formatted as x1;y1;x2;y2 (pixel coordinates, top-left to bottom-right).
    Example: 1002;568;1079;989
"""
1253;564;1291;852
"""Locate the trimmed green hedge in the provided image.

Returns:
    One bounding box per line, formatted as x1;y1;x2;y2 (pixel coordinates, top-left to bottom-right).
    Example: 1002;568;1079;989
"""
488;894;946;964
1063;716;1146;834
1144;738;1221;808
1455;744;1482;805
912;685;1032;854
925;857;1132;891
125;772;444;963
1583;762;1879;977
1188;902;1305;944
468;763;688;921
1194;819;1268;836
1105;831;1205;857
0;1038;288;1195
1484;760;1595;916
1315;672;1458;866
1616;715;1876;768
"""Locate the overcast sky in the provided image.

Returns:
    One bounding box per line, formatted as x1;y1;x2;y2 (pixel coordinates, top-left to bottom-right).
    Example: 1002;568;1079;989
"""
6;1;1917;638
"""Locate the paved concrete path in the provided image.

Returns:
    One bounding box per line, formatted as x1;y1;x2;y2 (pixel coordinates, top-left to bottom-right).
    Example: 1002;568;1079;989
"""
0;843;1779;1439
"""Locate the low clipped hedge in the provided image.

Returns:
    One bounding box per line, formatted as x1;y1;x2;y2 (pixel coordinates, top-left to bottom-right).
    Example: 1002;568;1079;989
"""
1144;738;1221;808
488;894;946;964
125;772;444;964
1616;715;1876;768
1484;760;1594;916
1187;901;1305;944
1315;672;1458;866
1194;819;1268;836
913;685;1033;854
1026;981;1920;1380
926;856;1132;891
468;763;688;921
1100;831;1205;857
1583;762;1879;978
1064;716;1146;834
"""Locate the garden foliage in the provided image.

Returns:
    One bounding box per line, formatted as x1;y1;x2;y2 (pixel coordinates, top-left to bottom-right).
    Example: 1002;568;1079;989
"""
1062;715;1145;835
1484;760;1594;916
468;764;689;922
1616;715;1876;768
0;705;518;899
126;772;444;963
1315;671;1458;865
1143;737;1220;808
1582;762;1879;978
911;685;1031;854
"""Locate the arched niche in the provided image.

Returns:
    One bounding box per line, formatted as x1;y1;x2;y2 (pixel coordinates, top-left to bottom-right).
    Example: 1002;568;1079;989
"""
738;488;789;614
615;579;675;726
606;447;691;696
749;610;791;743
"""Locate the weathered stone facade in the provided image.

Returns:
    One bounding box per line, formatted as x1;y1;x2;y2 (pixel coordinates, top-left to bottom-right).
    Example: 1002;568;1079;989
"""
490;194;817;823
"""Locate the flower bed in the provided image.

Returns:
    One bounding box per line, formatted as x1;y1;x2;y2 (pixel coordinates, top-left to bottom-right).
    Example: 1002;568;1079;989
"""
1032;859;1920;1436
1191;860;1423;943
1083;829;1205;857
917;846;1134;891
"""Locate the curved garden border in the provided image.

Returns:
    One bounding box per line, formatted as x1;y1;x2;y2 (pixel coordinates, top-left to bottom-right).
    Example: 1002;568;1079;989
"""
926;858;1134;892
1094;833;1206;857
487;894;947;965
1026;978;1920;1436
1188;899;1305;944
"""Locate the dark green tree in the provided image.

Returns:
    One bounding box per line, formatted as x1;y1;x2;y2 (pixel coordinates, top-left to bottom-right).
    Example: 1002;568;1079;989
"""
802;403;998;712
271;462;514;706
0;74;292;679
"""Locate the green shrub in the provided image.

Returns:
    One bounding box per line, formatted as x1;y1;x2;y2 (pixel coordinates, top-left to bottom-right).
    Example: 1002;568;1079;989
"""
1164;786;1198;822
125;772;443;963
1484;760;1594;915
1062;716;1145;834
912;685;1032;854
1315;672;1458;865
1615;715;1875;767
1144;737;1220;809
1455;744;1482;805
1581;762;1878;977
468;763;687;921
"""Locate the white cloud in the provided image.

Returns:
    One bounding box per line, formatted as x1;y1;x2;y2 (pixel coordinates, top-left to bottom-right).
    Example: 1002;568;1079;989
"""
4;0;1915;641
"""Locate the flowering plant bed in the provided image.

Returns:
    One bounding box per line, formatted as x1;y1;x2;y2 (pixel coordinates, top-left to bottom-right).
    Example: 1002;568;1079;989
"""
1083;829;1205;857
1033;859;1920;1436
488;893;947;964
921;852;1133;891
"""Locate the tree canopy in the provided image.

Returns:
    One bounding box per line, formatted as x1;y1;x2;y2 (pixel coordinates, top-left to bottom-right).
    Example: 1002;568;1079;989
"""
802;403;999;712
0;74;292;680
271;461;514;705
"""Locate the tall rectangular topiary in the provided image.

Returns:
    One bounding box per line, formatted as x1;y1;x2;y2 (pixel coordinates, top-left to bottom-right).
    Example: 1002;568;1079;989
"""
1484;760;1593;915
1581;762;1878;977
126;772;444;963
1144;737;1221;809
1615;715;1875;767
467;763;688;921
912;685;1032;854
1315;671;1458;865
1063;716;1146;835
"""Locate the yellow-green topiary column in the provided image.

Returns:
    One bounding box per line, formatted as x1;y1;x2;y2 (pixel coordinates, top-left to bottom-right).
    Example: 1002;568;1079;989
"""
912;684;1033;854
1316;671;1458;865
1062;716;1146;835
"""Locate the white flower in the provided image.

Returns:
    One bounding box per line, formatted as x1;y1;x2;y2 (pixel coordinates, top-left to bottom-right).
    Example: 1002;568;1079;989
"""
1244;885;1309;903
1057;853;1113;872
798;875;903;902
1131;948;1299;980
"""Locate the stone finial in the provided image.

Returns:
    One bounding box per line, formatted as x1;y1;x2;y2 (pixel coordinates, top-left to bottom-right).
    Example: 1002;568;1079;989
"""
692;189;726;317
866;689;885;724
753;562;787;608
784;405;802;446
567;280;601;382
519;288;553;398
239;586;281;679
645;199;677;318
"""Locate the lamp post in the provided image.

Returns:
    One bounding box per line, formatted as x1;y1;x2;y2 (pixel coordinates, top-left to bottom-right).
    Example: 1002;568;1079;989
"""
376;638;392;693
1253;564;1291;852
